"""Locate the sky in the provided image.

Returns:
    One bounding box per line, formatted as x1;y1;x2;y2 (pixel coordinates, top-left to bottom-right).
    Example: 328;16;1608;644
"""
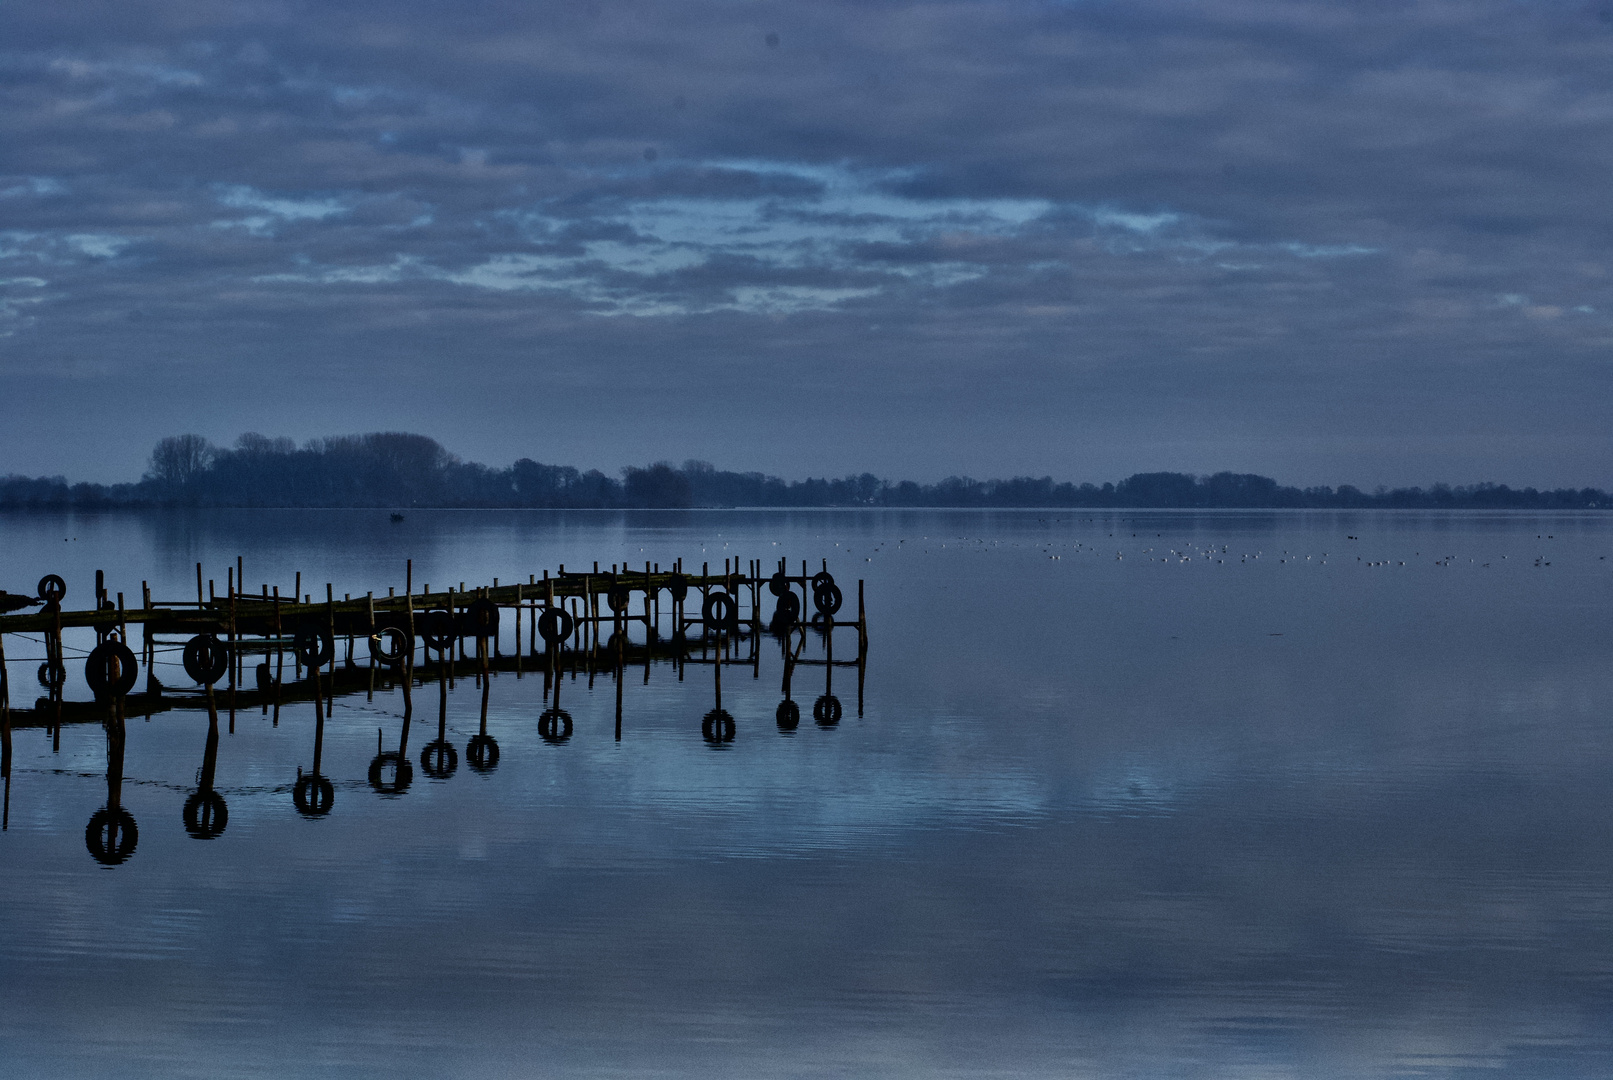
1;0;1610;488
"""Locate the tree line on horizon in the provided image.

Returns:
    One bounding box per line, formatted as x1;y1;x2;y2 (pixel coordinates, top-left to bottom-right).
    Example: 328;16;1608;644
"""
0;431;1605;511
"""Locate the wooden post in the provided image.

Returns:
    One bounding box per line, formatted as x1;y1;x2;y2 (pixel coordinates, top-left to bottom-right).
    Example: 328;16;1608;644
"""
94;569;106;644
227;579;238;697
196;562;204;607
446;586;456;687
0;626;9;831
858;579;867;656
402;560;414;716
142;581;155;694
325;584;336;717
542;573;555;680
587;573;600;651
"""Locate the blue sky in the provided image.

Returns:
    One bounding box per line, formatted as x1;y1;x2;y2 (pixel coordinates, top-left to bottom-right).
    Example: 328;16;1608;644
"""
1;0;1609;485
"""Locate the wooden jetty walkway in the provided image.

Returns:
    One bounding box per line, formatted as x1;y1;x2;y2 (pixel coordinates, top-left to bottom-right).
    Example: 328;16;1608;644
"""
0;554;867;716
0;555;869;861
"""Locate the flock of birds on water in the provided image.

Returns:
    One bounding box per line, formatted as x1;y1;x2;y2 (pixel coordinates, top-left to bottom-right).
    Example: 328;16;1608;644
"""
666;530;1593;572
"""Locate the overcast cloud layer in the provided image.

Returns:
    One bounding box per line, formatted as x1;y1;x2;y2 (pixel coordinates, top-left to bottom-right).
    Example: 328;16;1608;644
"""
1;0;1610;485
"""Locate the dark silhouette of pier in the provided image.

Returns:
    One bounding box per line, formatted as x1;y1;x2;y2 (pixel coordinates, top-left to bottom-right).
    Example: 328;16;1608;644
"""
0;556;869;862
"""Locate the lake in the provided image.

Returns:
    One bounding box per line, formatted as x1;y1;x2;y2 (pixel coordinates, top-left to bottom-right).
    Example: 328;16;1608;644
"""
1;508;1610;1078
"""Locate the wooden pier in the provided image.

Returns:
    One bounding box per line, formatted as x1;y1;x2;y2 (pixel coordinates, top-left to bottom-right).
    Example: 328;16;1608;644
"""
0;554;869;860
0;553;867;724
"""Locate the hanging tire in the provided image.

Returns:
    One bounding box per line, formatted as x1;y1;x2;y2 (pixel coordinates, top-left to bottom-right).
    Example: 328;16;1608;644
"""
811;571;834;594
768;571;790;597
702;591;737;631
182;634;230;686
772;590;800;628
292;625;334;668
667;573;688;602
607;582;632;613
812;582;842;616
37;574;66;605
36;661;65;690
776;700;800;731
85;640;139;699
368;626;410;668
465;598;499;638
537;606;574;645
417;610;454;651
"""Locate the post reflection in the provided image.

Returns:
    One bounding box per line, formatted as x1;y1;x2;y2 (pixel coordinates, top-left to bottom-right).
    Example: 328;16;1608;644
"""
182;713;228;838
85;714;137;865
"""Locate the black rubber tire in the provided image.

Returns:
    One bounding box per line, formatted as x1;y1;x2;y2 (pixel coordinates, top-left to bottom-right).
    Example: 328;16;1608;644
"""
537;606;574;645
811;571;834;594
37;574;66;604
773;591;801;627
368;626;409;668
702;591;738;631
182;790;228;839
36;661;65;690
84;641;139;699
667;574;688;602
417;610;454;651
768;571;790;597
85;806;138;864
292;625;335;668
776;700;800;731
813;695;843;727
607;583;632;613
182;634;230;686
812;582;843;616
255;662;275;692
465;598;499;638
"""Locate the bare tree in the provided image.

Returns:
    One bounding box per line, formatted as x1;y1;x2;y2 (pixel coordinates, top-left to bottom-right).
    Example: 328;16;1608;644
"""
146;434;214;495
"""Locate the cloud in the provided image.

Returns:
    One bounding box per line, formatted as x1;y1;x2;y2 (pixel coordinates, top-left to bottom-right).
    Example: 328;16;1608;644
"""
0;0;1608;484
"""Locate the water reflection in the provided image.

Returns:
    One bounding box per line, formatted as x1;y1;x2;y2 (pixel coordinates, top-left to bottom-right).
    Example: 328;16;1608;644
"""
292;680;335;816
6;511;1613;1076
84;714;136;865
181;713;227;839
466;673;499;772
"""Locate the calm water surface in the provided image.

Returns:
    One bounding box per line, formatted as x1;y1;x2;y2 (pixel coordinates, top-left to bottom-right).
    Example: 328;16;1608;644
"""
1;509;1611;1078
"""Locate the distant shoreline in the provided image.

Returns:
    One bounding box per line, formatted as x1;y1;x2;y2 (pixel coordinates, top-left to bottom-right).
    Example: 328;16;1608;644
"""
5;431;1608;512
